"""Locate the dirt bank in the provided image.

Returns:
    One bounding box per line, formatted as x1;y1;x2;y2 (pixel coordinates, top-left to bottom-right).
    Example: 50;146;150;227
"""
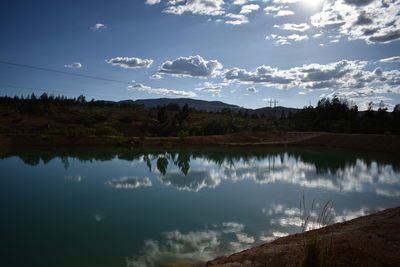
293;133;400;154
1;132;400;153
206;207;400;267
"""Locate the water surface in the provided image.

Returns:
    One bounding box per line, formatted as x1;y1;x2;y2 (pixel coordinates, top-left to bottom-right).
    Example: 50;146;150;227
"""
1;146;399;266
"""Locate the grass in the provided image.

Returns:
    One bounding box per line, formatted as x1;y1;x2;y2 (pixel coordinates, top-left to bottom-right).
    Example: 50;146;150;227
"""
301;236;330;267
299;193;334;232
299;193;334;267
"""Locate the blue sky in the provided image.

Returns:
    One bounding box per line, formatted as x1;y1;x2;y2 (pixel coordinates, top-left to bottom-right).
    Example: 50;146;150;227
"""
0;0;399;109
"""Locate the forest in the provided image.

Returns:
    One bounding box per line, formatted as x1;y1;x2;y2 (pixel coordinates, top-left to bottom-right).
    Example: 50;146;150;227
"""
0;93;399;138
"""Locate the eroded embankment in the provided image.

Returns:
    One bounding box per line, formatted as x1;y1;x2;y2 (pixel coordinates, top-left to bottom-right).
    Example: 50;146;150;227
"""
206;207;400;267
1;132;400;153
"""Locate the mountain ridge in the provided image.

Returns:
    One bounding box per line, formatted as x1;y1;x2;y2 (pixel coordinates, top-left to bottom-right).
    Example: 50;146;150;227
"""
116;98;298;117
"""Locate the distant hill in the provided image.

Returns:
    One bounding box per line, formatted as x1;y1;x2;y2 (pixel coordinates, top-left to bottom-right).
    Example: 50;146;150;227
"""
130;98;243;112
251;106;299;117
117;98;299;117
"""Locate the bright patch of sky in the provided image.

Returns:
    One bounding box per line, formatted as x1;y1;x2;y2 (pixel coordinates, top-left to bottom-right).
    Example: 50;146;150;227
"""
0;0;399;109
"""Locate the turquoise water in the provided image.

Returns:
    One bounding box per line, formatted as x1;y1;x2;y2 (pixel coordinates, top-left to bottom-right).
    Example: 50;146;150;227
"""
0;146;399;266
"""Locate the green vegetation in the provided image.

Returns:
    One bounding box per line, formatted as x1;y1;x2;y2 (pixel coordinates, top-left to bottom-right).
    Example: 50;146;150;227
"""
301;236;330;267
0;94;399;139
299;195;334;267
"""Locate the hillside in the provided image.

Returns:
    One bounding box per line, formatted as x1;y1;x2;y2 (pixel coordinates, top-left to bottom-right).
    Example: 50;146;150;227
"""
132;98;244;112
117;98;299;116
252;106;299;117
0;95;399;142
206;207;400;267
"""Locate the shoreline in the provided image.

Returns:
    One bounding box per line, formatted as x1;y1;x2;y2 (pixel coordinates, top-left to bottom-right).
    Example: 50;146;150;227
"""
205;207;400;267
1;132;400;153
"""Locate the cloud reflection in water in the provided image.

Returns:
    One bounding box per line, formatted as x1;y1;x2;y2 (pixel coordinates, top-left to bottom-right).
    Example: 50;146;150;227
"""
153;154;400;195
126;222;256;267
105;177;152;189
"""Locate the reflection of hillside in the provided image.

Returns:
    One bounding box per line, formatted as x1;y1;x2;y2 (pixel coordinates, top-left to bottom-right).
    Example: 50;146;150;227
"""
2;146;399;174
2;147;400;193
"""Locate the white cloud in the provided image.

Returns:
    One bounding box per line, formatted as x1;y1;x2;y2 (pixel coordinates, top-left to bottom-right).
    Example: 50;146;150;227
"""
233;0;248;4
273;0;301;3
376;189;400;197
105;177;152;189
264;6;280;14
159;170;220;192
287;34;309;41
106;57;153;69
235;233;255;244
224;59;400;100
145;0;162;4
274;23;310;32
222;222;245;233
275;10;295;17
260;231;289;242
163;0;225;16
195;82;223;93
64;62;82;68
129;149;400;197
320;90;395;110
128;83;197;97
240;4;260;14
127;222;256;267
310;0;400;44
90;23;106;30
267;33;308;45
225;13;249;25
150;74;163;79
225;64;296;87
158;55;223;78
380;56;400;63
246;86;258;93
334;207;382;223
263;203;285;215
225;65;294;87
64;175;82;182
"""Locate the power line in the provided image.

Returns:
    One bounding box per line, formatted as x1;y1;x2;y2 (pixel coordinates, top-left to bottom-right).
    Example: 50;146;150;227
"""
0;60;134;85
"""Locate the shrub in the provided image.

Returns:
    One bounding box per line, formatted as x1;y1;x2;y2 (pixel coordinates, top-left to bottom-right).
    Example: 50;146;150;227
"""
301;236;329;267
178;130;188;142
95;126;121;136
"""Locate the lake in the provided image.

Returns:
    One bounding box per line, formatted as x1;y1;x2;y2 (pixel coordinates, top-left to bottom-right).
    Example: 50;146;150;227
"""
1;146;399;267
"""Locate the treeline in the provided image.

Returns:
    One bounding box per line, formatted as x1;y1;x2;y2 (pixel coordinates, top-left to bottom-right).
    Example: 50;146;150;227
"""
288;97;400;134
0;94;399;136
0;93;129;112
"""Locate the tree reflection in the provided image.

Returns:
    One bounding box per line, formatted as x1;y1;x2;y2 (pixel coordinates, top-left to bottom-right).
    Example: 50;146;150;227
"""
2;147;399;193
157;157;169;176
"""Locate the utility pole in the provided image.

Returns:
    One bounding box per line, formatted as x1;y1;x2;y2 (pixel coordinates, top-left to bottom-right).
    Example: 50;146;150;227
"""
273;98;278;113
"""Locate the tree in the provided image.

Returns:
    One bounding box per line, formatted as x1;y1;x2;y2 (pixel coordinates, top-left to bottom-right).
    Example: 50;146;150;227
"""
166;103;180;111
40;93;49;101
77;95;86;104
393;104;400;119
157;106;168;124
177;104;190;124
157;157;169;175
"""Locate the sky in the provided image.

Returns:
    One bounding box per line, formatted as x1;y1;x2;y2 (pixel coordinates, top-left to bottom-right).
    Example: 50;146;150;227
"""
0;0;400;110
